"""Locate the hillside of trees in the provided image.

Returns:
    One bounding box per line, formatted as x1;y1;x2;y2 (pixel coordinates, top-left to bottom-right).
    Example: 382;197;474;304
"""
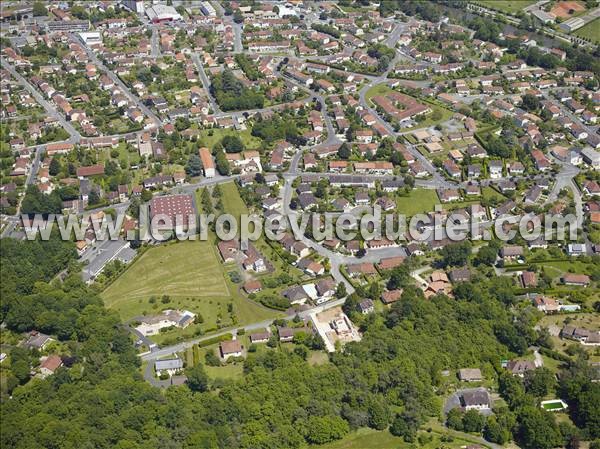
1;238;598;449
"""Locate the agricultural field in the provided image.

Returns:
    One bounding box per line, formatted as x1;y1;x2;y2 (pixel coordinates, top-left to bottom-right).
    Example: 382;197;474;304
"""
101;239;278;340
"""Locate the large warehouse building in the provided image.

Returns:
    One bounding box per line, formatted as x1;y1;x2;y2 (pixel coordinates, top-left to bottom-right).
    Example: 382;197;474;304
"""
145;4;182;23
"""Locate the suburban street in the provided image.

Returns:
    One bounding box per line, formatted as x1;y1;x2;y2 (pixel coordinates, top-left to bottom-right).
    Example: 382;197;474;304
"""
191;52;222;114
1;58;81;142
72;34;163;129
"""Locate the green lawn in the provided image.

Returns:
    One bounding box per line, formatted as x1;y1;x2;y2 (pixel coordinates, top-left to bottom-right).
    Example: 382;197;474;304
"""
482;186;506;203
198;128;262;151
542;260;593;275
101;240;278;336
180;342;245;379
365;84;452;130
475;0;536;15
364;83;394;105
412;102;454;130
316;427;491;449
316;429;405;449
574;18;600;43
221;181;249;219
395;189;439;216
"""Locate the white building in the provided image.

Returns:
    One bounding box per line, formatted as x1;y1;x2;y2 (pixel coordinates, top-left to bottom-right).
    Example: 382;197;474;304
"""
155;358;183;376
560;17;585;32
146;4;182;23
121;0;144;14
581;147;600;169
136;310;196;336
79;32;102;45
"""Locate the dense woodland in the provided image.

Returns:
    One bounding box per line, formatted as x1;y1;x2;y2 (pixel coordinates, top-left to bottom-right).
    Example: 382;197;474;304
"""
1;237;598;449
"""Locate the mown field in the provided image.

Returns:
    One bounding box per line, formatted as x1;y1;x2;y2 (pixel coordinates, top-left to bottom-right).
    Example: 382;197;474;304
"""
317;427;493;449
475;0;536;15
396;188;439;216
101;239;277;336
574;18;600;43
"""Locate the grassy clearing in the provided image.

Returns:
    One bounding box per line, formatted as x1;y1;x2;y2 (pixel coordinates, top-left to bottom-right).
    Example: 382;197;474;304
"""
317;427;491;449
541;260;593;275
198;128;262;151
476;0;536;15
100;240;277;336
574;18;600;43
395;189;439;216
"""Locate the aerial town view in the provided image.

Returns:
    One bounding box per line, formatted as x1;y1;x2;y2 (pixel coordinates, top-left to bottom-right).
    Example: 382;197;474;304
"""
0;0;599;448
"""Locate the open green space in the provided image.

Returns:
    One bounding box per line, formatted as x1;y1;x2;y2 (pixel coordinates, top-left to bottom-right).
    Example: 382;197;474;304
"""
540;259;593;276
574;18;600;43
100;240;277;336
316;427;491;449
221;181;250;219
474;0;536;15
364;83;394;105
198;128;262;151
365;84;453;130
396;188;439;216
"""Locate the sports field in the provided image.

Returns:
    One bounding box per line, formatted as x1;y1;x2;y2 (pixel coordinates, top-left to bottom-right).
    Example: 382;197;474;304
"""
574;18;600;43
476;0;536;15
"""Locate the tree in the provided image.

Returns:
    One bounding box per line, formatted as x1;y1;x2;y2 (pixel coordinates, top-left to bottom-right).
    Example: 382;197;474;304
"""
446;408;464;431
221;135;244;153
186;364;209;392
390;411;419;442
32;2;46;16
11;359;31;384
487;136;512;159
368;398;390;430
524;368;555;397
521;94;541;112
462;409;486;433
88;189;100;206
141;189;153;202
335;282;347;298
49;158;61;176
440;241;471;267
475;244;498;266
517;406;562;449
215;151;230;175
303;416;349;444
185;154;202;177
484;416;510;444
338;143;351;159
